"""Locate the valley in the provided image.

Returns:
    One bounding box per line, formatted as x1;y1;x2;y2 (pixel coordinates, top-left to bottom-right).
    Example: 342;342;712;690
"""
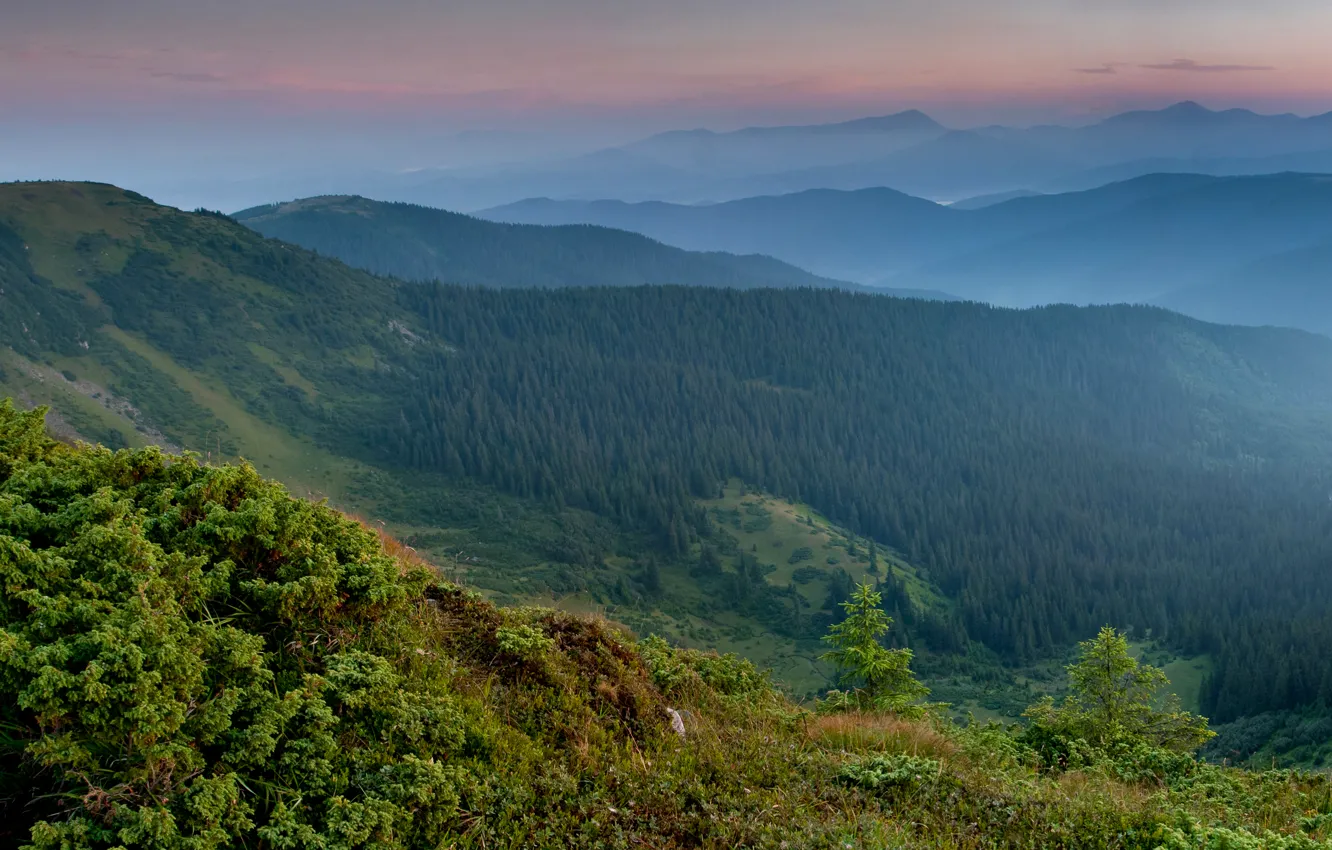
5;181;1328;762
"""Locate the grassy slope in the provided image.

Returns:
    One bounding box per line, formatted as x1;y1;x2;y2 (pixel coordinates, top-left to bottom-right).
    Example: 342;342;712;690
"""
0;183;555;595
693;481;941;696
695;484;1213;718
396;481;913;702
701;480;942;610
0;349;147;449
1134;644;1213;716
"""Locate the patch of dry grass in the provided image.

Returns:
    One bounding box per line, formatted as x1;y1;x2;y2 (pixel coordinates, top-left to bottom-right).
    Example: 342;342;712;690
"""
811;711;958;760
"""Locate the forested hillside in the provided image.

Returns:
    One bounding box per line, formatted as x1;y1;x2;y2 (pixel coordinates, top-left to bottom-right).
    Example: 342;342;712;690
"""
4;181;1332;749
389;285;1332;723
233;195;853;290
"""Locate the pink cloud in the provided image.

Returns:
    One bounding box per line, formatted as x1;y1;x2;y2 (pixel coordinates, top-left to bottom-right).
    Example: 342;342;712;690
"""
1141;58;1275;73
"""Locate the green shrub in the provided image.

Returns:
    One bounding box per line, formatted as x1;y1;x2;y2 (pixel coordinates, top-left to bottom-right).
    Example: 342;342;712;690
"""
0;402;473;849
788;546;813;564
837;753;944;793
638;634;777;701
1154;820;1332;849
741;515;772;533
1103;739;1203;786
496;624;555;662
792;565;823;584
953;718;1036;771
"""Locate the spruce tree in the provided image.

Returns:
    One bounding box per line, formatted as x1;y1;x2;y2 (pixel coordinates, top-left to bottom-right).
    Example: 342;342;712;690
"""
820;584;929;715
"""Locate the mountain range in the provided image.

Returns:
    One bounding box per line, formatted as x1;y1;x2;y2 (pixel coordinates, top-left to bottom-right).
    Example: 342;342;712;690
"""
482;172;1332;335
369;101;1332;212
143;101;1332;217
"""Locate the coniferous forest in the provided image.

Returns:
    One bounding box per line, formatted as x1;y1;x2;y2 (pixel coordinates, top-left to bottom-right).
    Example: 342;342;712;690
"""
385;284;1332;723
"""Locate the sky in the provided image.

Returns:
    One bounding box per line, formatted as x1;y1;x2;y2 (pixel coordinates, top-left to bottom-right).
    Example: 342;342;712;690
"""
5;0;1332;203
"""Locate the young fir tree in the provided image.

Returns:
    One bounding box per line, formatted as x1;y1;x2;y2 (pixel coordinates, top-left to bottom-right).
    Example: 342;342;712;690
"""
820;584;928;715
1025;626;1214;755
641;557;663;597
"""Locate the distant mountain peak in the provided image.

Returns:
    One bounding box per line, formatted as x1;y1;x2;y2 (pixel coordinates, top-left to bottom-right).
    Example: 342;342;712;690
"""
1101;101;1218;125
233;195;362;219
693;110;946;139
1099;100;1302;128
1164;100;1211;115
824;110;945;133
647;128;719;141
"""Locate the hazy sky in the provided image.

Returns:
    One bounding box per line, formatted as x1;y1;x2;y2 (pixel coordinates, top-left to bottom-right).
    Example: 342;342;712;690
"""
5;0;1332;199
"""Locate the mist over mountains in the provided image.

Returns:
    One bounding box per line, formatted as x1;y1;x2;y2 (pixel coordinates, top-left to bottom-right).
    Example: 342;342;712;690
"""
188;99;1332;338
482;172;1332;336
145;100;1332;215
369;101;1332;213
340;100;1332;339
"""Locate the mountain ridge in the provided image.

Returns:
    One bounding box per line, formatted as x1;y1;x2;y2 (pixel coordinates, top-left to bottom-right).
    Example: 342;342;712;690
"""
233;193;863;291
482;172;1332;335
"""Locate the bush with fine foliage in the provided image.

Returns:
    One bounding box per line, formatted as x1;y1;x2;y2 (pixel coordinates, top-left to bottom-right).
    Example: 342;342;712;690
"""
0;400;474;848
